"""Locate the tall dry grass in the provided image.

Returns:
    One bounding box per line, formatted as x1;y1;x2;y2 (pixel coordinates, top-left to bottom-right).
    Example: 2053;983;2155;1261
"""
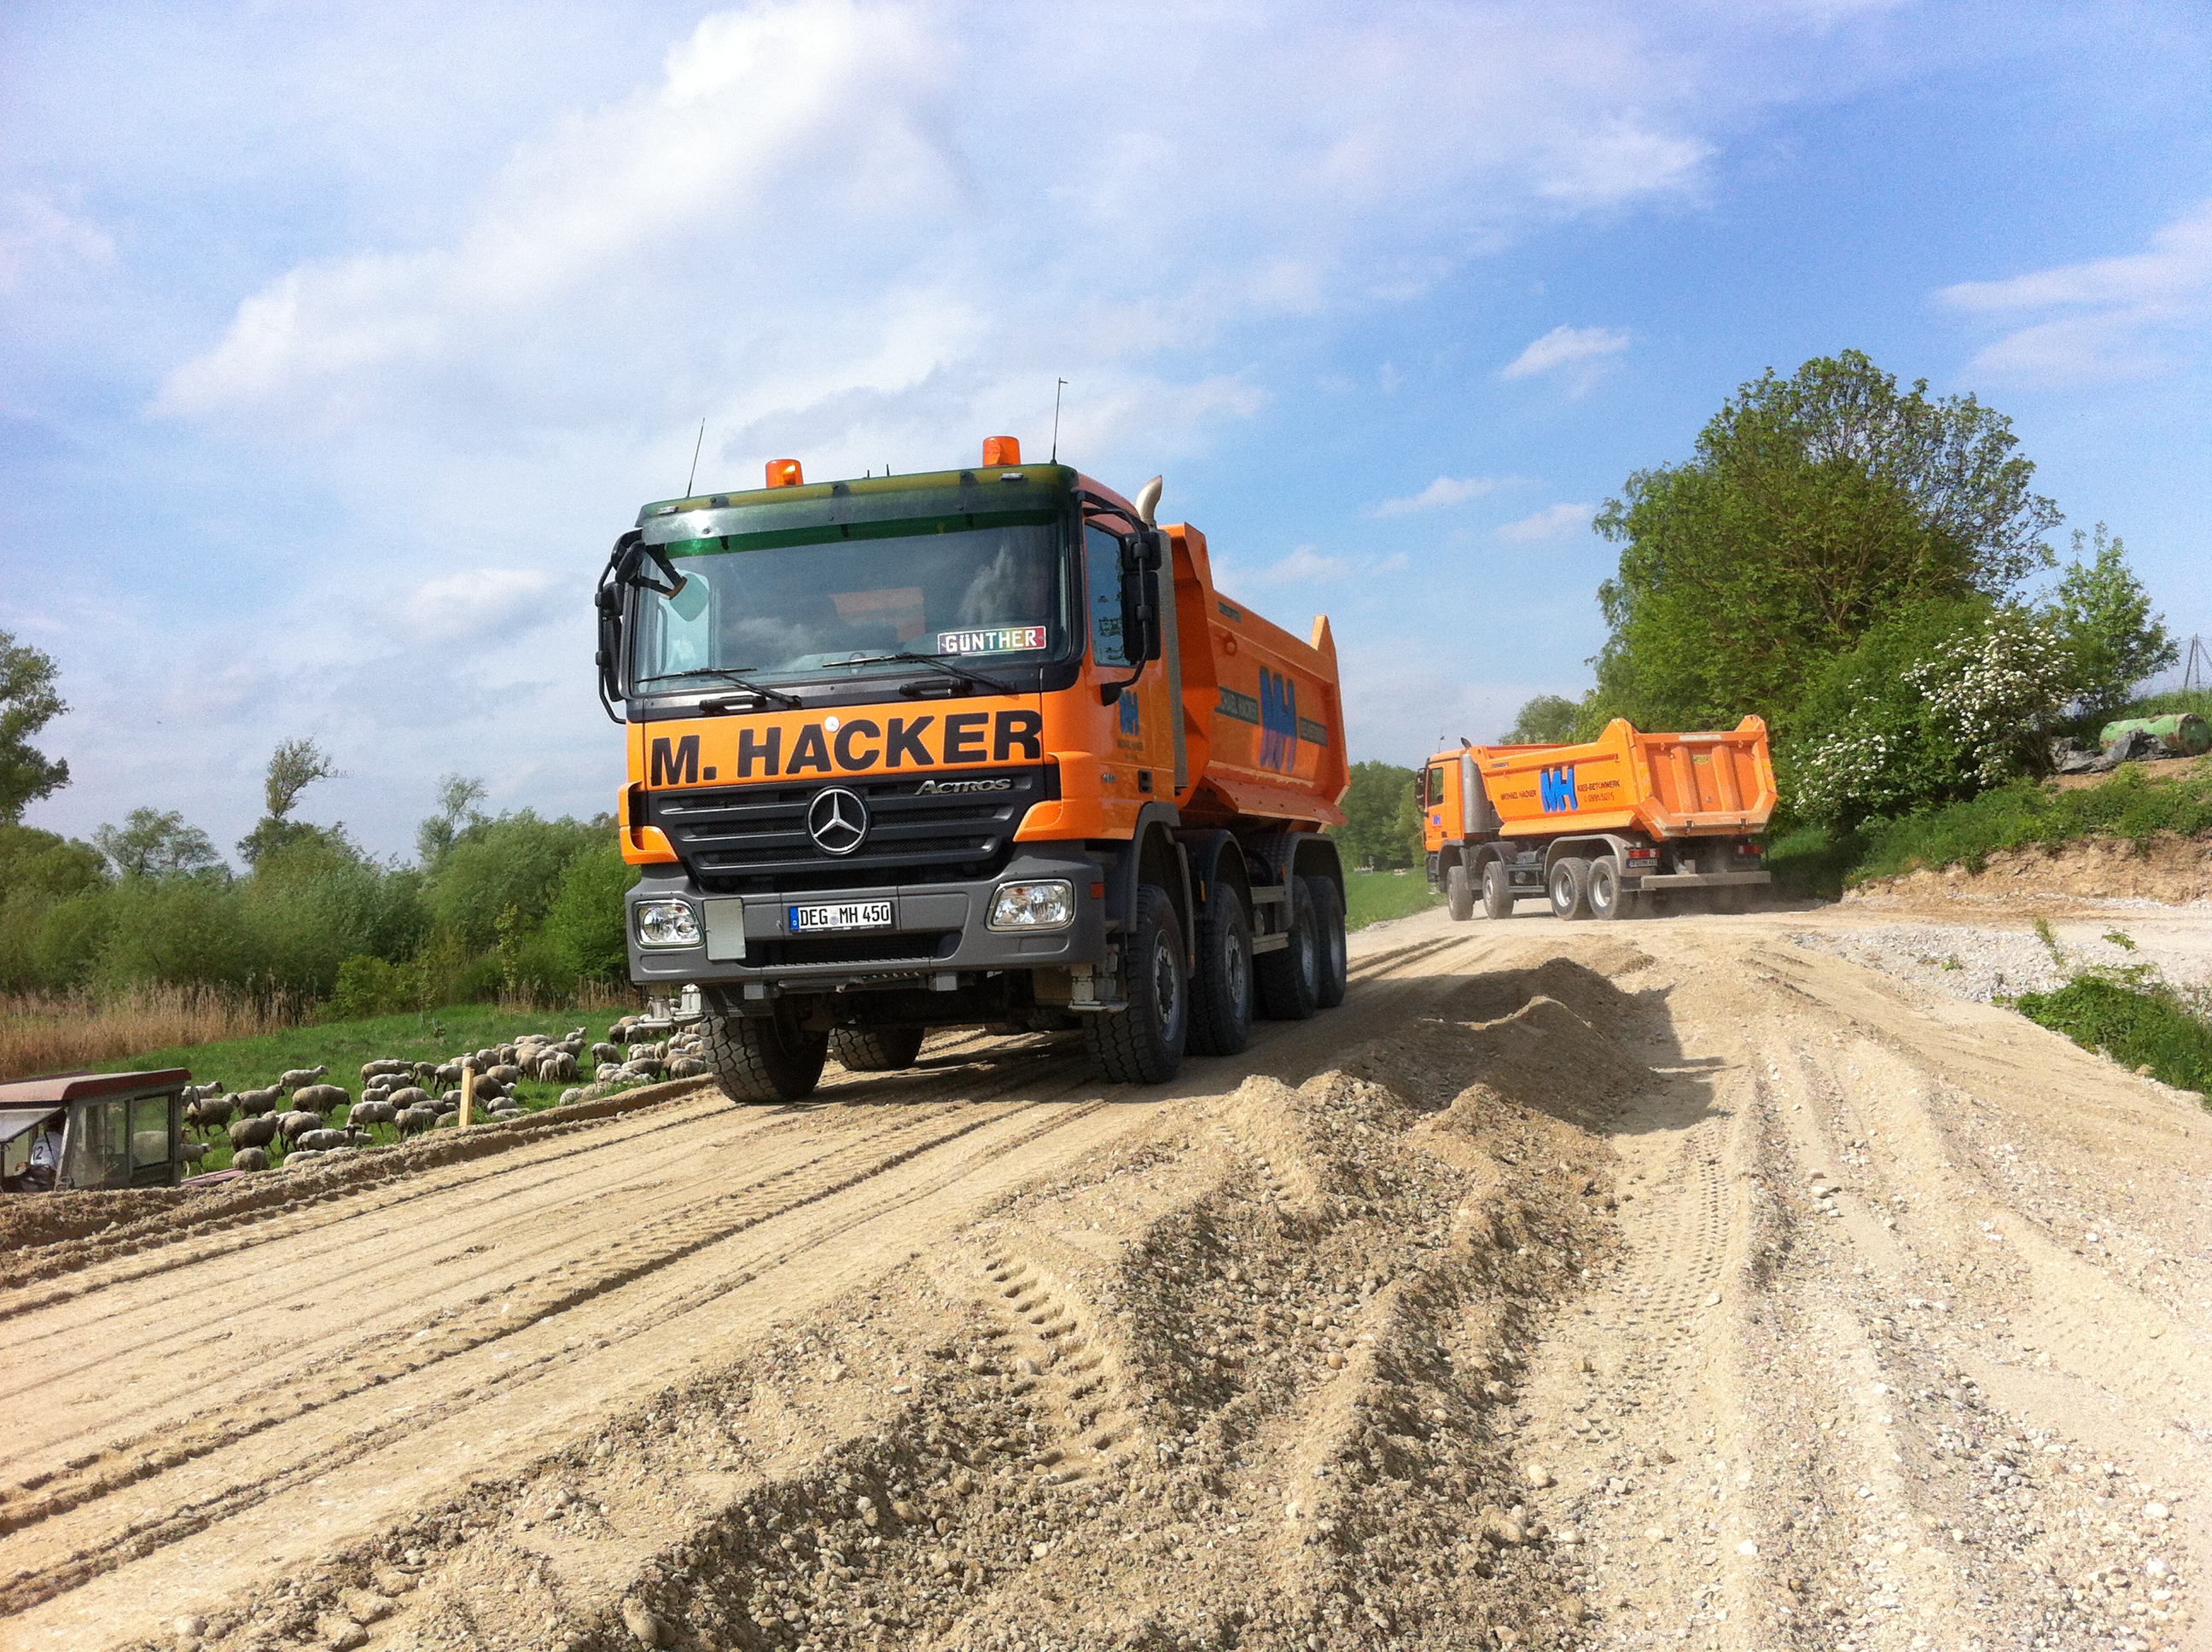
0;985;304;1083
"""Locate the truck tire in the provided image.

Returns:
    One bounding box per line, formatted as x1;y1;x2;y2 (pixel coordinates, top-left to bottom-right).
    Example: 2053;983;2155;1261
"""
1083;884;1188;1084
828;1026;926;1072
1547;857;1591;921
1586;858;1638;921
1254;881;1320;1021
702;1010;829;1103
1446;863;1476;922
1185;882;1254;1057
1481;859;1515;920
1305;875;1348;1009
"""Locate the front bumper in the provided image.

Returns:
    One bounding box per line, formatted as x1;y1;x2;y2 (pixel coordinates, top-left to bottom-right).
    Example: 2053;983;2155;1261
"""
625;849;1110;996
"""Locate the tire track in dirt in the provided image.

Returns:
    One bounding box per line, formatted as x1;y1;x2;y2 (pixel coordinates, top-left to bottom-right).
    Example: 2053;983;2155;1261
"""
1;928;1499;1650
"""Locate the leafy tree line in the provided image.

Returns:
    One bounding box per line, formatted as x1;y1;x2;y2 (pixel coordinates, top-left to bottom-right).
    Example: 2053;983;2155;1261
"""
0;664;637;1011
1504;351;2176;834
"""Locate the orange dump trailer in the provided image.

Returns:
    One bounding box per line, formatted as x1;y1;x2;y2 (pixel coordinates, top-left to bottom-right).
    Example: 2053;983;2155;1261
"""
597;439;1351;1096
1420;716;1776;921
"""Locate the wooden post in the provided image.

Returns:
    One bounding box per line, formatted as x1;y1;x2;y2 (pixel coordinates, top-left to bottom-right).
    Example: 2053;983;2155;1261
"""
460;1064;475;1129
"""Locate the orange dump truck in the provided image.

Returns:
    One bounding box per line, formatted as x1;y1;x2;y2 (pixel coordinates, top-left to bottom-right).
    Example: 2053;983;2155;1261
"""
1421;716;1776;921
597;439;1351;1096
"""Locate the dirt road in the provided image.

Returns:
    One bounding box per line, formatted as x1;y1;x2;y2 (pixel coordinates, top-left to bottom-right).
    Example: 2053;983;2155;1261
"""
3;905;2206;1652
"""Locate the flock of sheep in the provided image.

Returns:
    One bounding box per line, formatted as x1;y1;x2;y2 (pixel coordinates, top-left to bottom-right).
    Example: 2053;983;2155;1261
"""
178;1018;714;1174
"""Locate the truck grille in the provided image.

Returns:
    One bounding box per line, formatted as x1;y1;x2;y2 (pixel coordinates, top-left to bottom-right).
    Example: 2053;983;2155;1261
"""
651;767;1055;894
753;932;956;969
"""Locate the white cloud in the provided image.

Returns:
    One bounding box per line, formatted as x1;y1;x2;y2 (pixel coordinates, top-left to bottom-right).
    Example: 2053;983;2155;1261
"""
1938;199;2212;382
1497;503;1598;542
0;192;114;294
1499;324;1633;383
1375;475;1520;516
400;568;562;642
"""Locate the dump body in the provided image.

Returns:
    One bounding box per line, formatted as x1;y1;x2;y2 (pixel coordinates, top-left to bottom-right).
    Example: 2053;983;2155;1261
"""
1421;717;1775;922
602;450;1349;1085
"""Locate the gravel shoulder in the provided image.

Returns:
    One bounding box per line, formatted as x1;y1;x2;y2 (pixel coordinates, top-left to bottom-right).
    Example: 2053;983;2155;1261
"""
3;907;2207;1652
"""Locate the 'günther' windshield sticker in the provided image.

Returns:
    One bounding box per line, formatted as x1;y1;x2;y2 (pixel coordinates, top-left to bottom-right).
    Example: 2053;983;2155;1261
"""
937;625;1046;655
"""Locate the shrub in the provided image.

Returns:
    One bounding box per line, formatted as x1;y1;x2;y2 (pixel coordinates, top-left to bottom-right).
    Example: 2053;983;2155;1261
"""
2014;977;2212;1095
425;811;600;951
326;954;425;1020
542;842;638;982
1854;760;2212;881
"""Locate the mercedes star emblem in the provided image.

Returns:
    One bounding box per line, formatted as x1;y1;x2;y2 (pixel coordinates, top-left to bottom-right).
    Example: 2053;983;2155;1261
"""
806;787;869;856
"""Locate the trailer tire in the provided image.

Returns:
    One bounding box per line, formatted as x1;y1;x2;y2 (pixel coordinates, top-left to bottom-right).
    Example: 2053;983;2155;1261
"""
1481;859;1516;920
1083;884;1188;1084
1185;882;1254;1057
702;1010;829;1104
1446;863;1476;922
1586;858;1637;921
1254;881;1321;1021
1305;875;1348;1009
828;1026;927;1072
1548;857;1591;921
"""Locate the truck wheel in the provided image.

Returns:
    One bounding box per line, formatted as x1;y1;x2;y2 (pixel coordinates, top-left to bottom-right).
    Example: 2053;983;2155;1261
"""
1254;881;1320;1021
829;1026;926;1072
1083;884;1188;1084
702;1010;829;1103
1186;882;1254;1057
1547;857;1591;921
1481;860;1515;920
1305;875;1348;1009
1446;864;1476;922
1586;858;1639;921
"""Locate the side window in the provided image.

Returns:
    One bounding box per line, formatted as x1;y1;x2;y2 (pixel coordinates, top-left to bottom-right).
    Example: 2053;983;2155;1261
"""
131;1095;172;1171
1084;527;1131;667
1425;765;1445;806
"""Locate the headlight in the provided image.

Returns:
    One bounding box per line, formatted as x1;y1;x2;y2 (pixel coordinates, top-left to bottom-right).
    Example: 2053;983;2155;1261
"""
987;879;1074;931
634;899;701;947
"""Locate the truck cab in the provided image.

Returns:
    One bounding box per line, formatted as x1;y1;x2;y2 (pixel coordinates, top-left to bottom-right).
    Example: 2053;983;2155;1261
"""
599;441;1350;1099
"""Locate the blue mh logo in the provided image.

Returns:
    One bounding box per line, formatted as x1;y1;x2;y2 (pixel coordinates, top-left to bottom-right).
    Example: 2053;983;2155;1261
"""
1258;669;1300;771
1539;764;1578;813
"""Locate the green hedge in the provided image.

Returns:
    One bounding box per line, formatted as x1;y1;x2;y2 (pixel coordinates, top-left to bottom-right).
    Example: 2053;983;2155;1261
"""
2014;977;2212;1095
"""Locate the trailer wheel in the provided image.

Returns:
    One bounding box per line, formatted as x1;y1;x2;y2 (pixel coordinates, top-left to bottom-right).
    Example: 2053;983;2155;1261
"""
1254;881;1320;1021
1305;875;1348;1009
1186;882;1254;1057
1586;858;1638;921
1083;884;1188;1084
1445;864;1476;922
1481;860;1515;920
1547;857;1591;921
702;1009;829;1103
828;1026;926;1072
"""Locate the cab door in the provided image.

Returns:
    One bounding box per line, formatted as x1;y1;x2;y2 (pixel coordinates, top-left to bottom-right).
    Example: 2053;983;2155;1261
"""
1085;526;1174;799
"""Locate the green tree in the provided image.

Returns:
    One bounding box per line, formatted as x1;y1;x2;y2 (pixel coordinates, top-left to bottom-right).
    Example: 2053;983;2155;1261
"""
239;736;343;865
1500;694;1580;744
542;842;640;982
2046;525;2177;722
94;807;224;880
1592;351;2061;734
416;773;488;867
1785;600;2071;830
0;631;70;823
1333;760;1421;869
423;811;600;951
0;825;109;991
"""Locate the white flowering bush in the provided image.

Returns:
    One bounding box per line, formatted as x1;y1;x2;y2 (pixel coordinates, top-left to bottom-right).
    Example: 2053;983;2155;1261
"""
1785;602;2070;830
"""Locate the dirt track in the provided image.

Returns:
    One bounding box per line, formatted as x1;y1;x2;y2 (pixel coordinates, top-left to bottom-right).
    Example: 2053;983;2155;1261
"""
3;906;2208;1652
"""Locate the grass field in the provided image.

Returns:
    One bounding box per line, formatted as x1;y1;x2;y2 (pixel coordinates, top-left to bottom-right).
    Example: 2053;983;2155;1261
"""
1346;869;1442;930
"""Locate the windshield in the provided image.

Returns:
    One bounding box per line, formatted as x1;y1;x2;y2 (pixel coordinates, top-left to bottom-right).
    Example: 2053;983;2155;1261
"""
630;515;1071;691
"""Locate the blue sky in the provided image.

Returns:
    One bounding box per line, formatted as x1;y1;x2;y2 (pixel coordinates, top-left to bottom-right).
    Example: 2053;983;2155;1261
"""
5;0;2209;863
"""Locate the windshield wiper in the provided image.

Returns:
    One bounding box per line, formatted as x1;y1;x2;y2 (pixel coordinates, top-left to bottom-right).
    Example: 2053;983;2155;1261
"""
837;650;1014;696
630;666;802;707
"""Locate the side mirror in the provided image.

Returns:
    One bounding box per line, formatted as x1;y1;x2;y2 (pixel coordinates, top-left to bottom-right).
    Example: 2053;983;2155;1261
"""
1120;529;1167;664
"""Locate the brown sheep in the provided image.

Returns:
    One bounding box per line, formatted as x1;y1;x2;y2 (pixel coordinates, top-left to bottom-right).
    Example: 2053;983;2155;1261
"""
229;1114;279;1151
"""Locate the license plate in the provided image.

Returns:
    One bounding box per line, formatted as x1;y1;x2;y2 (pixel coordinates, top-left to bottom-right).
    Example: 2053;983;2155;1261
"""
788;899;894;934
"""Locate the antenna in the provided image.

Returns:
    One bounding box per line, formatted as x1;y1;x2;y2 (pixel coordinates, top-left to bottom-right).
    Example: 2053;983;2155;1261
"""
2186;633;2210;695
1051;379;1068;462
684;421;706;497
